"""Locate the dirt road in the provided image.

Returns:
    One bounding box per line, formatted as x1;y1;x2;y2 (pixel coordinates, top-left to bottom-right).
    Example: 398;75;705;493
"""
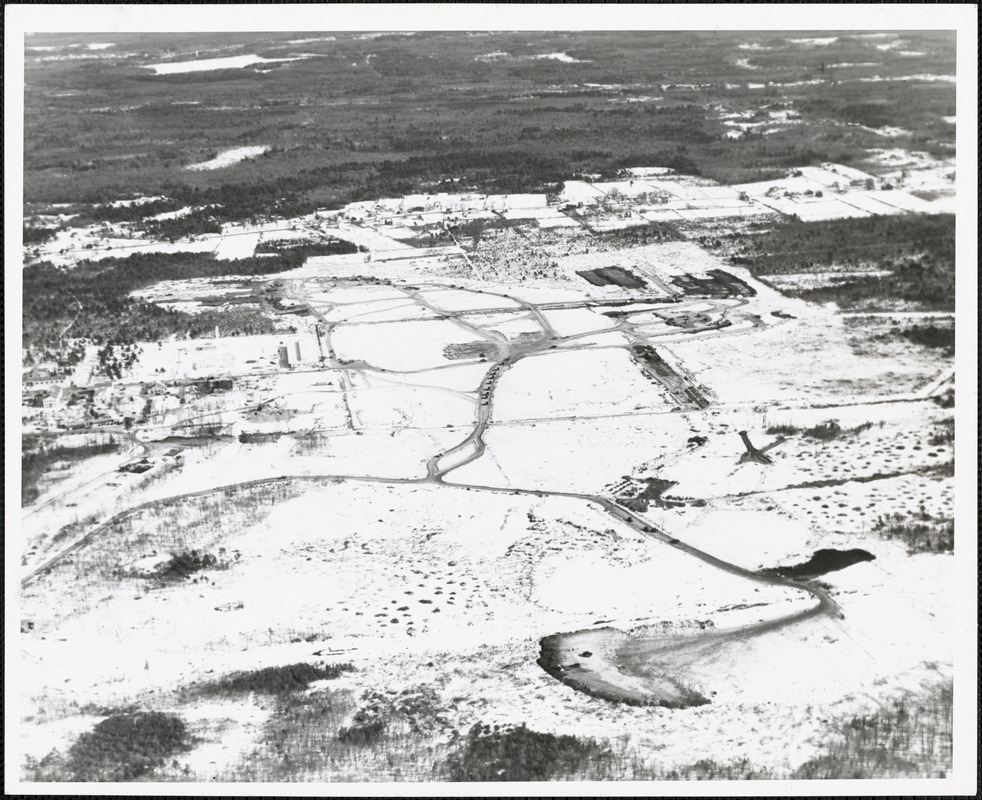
22;274;843;710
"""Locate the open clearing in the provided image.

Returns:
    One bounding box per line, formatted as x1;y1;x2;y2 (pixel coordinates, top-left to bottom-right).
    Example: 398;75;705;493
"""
186;146;270;172
144;54;311;75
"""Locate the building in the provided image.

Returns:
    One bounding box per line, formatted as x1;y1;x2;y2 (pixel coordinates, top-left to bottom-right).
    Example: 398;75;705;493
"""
23;366;63;390
140;381;170;397
43;386;72;409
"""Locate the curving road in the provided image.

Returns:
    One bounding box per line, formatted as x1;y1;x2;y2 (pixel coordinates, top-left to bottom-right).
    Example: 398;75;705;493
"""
22;274;846;708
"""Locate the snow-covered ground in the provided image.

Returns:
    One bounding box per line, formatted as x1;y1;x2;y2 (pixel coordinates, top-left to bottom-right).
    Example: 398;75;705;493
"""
332;319;481;372
346;380;476;430
475;51;589;64
18;155;959;782
417;288;520;313
144;54;310;75
451;415;693;494
553;161;951;226
787;36;839;46
186;146;270;171
491;348;673;421
128;333;319;382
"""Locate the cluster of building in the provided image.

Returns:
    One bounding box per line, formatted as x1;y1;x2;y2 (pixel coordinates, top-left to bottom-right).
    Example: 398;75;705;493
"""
21;373;237;433
342;192;550;223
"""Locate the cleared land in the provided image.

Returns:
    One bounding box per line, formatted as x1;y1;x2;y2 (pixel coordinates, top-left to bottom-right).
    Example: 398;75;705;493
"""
17;27;961;786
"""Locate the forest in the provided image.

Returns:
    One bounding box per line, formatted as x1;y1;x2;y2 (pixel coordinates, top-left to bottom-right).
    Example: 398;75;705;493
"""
21;435;121;505
22;251;305;353
709;213;956;310
22;30;956;231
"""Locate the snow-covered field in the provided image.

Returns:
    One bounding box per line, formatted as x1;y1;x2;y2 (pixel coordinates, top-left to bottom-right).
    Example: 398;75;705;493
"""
451;415;694;493
661;306;945;406
19;461;953;779
417;288;520;313
332;319;481;371
18;149;960;783
554;162;953;225
475;51;589;64
540;307;617;337
128;333;319;382
144;54;310;75
346;380;476;430
186;146;270;171
491;348;673;421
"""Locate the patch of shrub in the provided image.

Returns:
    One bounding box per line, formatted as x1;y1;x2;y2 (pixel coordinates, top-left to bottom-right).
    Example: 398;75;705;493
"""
23;749;71;782
338;719;386;745
196;662;354;697
65;711;193;781
150;549;223;583
804;420;844;440
254;237;364;258
663;757;775;780
764;423;801;436
449;216;530;249
595;221;683;245
899;324;955;355
51;514;100;545
873;513;953;554
932;387;954;408
794;680;952;779
446;723;616;781
292;432;332;453
77;703;141;717
764;420;873;440
24;224;58;245
245;684;450;781
22;437;121;506
928;419;954;446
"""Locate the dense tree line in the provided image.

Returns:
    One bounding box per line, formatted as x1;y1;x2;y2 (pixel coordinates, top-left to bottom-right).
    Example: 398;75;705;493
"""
141;215;223;241
716;213;955;310
254;237;364;258
193;663;355;698
899;323;954;354
60;147;720;234
446;723;616;781
55;150;580;230
23;251;303;352
793;255;954;310
23;225;59;244
82;197;184;224
22;436;121;506
65;712;193;781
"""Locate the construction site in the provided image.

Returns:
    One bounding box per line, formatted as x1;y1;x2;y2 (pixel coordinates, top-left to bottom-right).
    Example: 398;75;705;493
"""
13;18;970;789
